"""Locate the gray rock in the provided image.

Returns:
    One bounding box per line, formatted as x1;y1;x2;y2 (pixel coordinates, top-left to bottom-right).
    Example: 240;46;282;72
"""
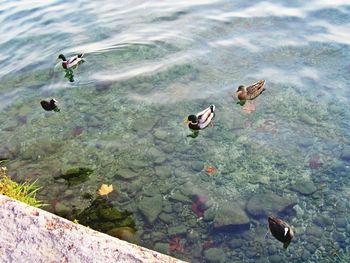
203;208;215;222
306;225;322;238
154;242;169;254
169;192;190;203
213;202;250;231
204;248;227;263
167;225;188;236
290;179;317;195
153;129;168;141
138;196;163;224
191;161;204;172
335;218;347;228
159;213;173;224
155;166;172;178
116;168;138;180
246;192;297;219
341;145;350;162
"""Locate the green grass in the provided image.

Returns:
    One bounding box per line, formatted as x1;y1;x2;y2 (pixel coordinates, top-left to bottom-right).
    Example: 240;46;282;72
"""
0;166;44;208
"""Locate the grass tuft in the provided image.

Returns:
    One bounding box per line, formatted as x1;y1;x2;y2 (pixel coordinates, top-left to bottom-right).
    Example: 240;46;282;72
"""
0;166;44;208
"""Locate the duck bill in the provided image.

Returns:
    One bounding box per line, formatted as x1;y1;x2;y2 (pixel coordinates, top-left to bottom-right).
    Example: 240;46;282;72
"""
183;118;190;124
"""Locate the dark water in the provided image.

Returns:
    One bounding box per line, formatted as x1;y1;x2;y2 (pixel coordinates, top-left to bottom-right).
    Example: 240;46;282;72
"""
1;0;350;262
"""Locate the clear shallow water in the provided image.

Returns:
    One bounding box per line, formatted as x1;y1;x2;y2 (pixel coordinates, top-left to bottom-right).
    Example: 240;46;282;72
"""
1;0;350;262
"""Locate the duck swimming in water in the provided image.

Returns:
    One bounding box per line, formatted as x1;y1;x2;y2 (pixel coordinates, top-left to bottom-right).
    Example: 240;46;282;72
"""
184;105;215;138
40;99;60;112
235;80;265;106
268;216;294;249
57;53;84;69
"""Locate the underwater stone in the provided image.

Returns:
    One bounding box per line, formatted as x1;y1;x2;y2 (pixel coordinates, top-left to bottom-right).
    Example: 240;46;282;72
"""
313;215;333;227
162;204;172;213
204;248;226;263
191;161;204;172
55;202;70;217
151;231;165;241
154;242;169;255
340;145;350;162
290;179;317;195
334;218;347;228
155;166;172;178
203;208;215;222
159;213;173;224
116;168;138;180
107;227;137;243
306;225;322;238
169;192;190;203
213;202;250;231
246;192;297;219
138;195;163;224
153;129;168;141
167;225;188;236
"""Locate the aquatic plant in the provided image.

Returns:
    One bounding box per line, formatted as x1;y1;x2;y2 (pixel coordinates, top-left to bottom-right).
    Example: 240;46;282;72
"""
0;166;43;208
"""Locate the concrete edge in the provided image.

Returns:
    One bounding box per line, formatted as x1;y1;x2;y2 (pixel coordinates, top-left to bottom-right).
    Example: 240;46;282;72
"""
0;194;187;263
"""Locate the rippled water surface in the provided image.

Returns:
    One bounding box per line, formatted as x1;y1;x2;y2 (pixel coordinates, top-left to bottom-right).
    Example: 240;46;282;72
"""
1;0;350;262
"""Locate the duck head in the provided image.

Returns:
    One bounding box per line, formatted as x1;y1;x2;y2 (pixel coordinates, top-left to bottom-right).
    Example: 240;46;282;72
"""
235;85;247;100
184;115;198;125
57;54;67;61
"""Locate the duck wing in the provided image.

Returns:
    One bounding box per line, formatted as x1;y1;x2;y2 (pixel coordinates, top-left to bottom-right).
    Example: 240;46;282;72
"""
196;105;215;129
246;80;265;100
66;54;84;68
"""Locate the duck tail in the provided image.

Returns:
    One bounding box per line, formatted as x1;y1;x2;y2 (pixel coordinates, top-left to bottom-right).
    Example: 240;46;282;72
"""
78;53;84;58
210;104;215;112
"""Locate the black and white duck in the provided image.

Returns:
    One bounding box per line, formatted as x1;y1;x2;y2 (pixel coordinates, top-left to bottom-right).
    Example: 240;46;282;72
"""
268;216;294;249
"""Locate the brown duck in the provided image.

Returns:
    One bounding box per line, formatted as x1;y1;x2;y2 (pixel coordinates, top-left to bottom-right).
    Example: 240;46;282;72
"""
235;80;265;106
268;216;294;249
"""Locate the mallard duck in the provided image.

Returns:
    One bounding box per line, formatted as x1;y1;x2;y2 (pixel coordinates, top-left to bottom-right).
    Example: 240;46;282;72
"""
184;105;215;130
235;80;265;105
40;99;60;112
268;216;294;249
57;53;84;69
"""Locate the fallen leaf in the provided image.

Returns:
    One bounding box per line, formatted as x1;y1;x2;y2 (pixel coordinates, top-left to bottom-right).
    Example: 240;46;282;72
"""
206;165;216;174
98;184;113;196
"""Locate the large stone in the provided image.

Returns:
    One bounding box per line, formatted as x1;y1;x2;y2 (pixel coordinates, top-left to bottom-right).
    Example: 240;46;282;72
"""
204;248;227;263
246;192;297;219
290;179;317;195
167;225;188;236
138;196;163;224
213;202;250;231
116;168;138;180
341;145;350;162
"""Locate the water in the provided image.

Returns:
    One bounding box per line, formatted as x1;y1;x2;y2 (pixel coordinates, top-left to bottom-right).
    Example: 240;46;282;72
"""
1;0;350;262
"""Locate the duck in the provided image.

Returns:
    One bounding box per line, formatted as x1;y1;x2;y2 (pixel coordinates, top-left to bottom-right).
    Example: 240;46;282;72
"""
184;105;215;131
235;80;265;106
40;99;60;112
57;53;84;69
268;216;294;249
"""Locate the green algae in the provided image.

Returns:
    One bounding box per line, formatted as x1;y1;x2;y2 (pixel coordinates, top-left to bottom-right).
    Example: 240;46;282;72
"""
54;167;93;185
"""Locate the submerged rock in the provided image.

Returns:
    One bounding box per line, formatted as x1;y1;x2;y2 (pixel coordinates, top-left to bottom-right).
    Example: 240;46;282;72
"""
116;168;138;180
204;248;227;263
290;179;317;195
341;145;350;162
138;195;163;224
246;192;297;219
213;202;250;231
107;227;137;243
167;225;188;236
